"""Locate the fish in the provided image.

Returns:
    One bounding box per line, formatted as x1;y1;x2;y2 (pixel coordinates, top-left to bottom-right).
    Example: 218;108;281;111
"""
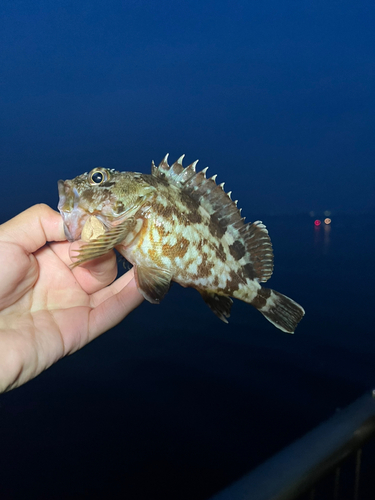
58;155;305;333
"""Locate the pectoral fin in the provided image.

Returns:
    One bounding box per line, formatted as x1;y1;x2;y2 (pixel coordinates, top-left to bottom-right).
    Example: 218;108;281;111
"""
134;265;172;303
71;217;137;268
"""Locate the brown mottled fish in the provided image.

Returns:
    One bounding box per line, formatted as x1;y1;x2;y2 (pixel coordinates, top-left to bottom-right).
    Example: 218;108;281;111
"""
58;155;305;333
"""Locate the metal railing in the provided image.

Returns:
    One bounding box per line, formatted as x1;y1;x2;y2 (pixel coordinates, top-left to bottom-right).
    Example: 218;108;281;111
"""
209;390;375;500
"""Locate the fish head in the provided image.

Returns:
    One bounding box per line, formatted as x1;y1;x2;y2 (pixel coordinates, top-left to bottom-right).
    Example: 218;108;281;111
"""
58;167;154;241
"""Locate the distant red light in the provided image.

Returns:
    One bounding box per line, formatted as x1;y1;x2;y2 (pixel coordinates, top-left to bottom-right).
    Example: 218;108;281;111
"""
314;220;321;226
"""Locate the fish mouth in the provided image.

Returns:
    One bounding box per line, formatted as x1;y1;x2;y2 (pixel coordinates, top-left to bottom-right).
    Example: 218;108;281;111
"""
58;179;80;212
57;180;67;211
58;180;90;242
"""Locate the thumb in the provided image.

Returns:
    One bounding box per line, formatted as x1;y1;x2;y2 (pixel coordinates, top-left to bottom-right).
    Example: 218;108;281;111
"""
0;204;66;253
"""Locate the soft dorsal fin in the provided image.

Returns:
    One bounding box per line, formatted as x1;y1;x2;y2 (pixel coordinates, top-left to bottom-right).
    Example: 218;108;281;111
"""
238;221;274;283
151;155;274;283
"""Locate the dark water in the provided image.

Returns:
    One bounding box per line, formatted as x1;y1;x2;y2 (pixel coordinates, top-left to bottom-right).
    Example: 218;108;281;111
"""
1;214;375;499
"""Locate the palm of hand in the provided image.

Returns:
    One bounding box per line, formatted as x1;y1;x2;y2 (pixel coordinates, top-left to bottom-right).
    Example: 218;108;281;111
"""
0;205;142;392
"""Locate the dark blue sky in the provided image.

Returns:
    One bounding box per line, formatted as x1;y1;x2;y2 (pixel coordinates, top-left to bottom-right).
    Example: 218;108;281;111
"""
1;0;374;217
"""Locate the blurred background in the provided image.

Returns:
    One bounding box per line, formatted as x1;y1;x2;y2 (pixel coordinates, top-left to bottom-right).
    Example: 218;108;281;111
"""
1;1;375;499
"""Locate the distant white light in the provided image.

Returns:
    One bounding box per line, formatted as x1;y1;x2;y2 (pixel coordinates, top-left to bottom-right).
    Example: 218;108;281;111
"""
324;218;331;225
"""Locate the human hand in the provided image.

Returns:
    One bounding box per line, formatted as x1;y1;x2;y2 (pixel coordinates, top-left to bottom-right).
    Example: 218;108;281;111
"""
0;204;143;392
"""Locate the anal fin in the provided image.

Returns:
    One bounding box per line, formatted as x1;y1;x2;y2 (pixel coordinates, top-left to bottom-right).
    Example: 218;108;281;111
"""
200;291;233;324
134;265;172;304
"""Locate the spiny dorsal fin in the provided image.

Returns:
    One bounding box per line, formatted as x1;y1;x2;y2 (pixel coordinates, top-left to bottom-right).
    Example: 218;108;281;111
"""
152;154;197;187
151;155;274;282
151;155;243;226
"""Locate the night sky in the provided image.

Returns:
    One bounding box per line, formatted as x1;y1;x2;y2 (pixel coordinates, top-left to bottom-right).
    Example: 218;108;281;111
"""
1;0;374;219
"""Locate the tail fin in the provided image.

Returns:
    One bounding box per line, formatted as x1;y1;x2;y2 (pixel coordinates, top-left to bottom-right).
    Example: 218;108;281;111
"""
251;287;305;333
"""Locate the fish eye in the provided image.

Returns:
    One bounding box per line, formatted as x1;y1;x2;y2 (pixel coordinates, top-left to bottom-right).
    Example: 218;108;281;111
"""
92;172;104;184
89;168;108;185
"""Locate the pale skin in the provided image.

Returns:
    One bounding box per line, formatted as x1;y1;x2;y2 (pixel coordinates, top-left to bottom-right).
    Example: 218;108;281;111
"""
0;204;144;393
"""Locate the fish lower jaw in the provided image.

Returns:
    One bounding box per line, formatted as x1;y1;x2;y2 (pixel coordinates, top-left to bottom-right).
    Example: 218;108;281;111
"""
59;209;89;242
